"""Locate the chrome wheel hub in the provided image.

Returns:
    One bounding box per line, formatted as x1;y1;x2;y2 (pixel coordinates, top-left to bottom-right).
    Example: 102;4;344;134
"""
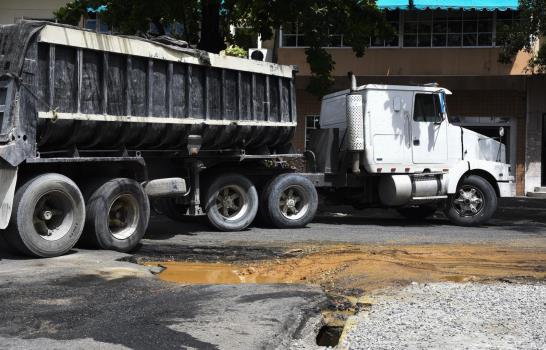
216;185;248;220
279;186;309;220
453;185;484;217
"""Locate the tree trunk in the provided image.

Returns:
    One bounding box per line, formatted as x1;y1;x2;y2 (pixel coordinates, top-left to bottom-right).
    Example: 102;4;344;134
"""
198;0;224;53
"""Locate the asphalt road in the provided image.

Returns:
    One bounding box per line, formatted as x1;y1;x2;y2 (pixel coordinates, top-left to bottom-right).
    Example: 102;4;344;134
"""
0;199;545;350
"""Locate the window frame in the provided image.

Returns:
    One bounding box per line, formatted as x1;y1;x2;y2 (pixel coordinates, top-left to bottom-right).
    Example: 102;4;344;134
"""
413;93;443;123
279;9;516;49
401;9;496;48
304;115;321;150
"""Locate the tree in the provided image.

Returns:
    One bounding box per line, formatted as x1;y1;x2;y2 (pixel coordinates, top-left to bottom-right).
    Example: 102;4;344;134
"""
55;0;391;97
499;0;546;73
227;0;392;96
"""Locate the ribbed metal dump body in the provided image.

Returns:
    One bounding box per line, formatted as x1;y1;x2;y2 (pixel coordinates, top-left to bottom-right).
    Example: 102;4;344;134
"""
13;23;297;153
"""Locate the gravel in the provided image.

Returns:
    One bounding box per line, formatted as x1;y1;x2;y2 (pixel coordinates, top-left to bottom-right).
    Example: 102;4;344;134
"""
340;282;546;350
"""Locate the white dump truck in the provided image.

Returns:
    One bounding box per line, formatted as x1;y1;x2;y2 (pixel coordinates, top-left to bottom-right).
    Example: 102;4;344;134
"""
304;75;514;226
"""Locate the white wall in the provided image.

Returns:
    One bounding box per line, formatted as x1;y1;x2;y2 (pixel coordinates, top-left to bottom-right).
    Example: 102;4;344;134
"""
0;0;69;24
525;76;546;194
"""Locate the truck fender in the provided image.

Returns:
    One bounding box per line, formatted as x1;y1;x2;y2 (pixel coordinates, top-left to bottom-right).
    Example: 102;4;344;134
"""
446;161;470;194
0;164;17;230
467;159;511;182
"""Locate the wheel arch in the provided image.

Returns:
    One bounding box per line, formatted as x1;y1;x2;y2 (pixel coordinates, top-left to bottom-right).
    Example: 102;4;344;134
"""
457;169;500;198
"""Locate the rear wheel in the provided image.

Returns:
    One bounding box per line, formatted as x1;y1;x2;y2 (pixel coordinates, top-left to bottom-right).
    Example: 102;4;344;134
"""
83;178;150;252
445;175;497;226
396;205;437;220
260;174;318;228
5;173;85;258
204;173;258;231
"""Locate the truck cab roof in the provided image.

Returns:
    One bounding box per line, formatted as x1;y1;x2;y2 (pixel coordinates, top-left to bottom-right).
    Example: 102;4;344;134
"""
323;84;453;100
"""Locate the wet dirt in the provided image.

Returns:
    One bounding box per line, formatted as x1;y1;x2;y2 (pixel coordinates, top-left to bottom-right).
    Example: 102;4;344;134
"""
146;244;546;291
143;243;546;338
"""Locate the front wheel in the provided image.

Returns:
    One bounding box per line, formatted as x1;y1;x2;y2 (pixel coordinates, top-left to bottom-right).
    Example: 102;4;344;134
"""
445;175;497;226
204;173;258;231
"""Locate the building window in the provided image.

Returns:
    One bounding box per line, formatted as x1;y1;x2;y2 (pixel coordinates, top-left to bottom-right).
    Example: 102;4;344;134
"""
495;10;520;46
84;14;110;33
281;11;401;48
403;10;494;48
280;9;516;49
371;10;400;47
281;22;305;47
305;115;320;149
280;22;352;48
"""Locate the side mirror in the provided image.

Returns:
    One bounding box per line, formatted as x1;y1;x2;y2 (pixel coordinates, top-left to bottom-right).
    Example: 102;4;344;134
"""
499;127;505;137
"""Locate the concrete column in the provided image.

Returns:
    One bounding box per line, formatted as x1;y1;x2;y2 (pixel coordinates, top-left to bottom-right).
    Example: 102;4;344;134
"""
525;76;546;194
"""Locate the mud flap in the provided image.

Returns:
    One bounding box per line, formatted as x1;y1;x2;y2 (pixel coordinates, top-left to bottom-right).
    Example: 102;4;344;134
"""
0;164;17;230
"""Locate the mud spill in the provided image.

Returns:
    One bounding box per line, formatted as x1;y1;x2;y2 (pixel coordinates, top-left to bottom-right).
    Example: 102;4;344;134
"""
144;243;546;345
146;244;546;291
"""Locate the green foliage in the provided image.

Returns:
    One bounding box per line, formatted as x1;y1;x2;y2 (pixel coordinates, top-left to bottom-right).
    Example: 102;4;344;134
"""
305;47;336;96
55;0;391;97
232;27;259;50
224;45;248;58
499;0;546;73
230;0;392;97
54;0;89;26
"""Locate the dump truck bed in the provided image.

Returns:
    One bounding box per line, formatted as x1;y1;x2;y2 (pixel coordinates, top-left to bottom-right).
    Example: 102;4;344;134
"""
0;22;297;165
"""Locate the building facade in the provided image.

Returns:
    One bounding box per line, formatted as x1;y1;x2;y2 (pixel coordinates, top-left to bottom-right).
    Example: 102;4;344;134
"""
277;1;545;197
0;0;68;24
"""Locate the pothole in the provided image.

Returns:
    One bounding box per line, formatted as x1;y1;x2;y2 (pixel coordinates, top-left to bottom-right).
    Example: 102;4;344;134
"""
133;243;546;348
316;325;344;347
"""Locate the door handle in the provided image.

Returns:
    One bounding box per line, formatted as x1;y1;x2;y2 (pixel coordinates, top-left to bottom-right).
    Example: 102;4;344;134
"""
413;139;420;146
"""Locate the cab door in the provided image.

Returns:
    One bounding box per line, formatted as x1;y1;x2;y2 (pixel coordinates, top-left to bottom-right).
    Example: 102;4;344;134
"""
411;92;448;164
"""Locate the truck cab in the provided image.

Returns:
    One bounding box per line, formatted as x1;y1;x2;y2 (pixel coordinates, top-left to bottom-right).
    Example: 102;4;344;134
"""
310;83;514;226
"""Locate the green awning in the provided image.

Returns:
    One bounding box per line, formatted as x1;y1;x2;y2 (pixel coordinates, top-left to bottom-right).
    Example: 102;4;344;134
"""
376;0;519;11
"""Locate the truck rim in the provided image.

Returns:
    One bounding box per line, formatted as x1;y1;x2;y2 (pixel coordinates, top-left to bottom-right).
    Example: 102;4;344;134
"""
279;185;309;220
108;194;140;240
453;185;484;217
216;185;248;221
33;190;75;241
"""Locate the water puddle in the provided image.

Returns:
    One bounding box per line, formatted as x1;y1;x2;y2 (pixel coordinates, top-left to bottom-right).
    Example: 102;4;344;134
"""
142;243;546;348
144;261;303;284
144;244;546;290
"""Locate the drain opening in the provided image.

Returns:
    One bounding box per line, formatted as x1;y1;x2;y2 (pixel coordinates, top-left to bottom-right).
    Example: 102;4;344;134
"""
316;325;343;347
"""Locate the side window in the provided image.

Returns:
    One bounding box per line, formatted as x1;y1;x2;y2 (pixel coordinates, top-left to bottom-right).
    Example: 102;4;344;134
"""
413;93;442;123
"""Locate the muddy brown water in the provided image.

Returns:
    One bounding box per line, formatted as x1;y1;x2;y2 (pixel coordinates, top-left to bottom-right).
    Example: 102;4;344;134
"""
145;243;546;291
144;243;546;338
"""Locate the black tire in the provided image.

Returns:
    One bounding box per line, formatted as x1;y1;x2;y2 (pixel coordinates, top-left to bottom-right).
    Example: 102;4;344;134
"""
5;173;85;258
204;173;258;231
445;175;497;226
396;205;437;220
83;178;150;252
260;173;318;229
